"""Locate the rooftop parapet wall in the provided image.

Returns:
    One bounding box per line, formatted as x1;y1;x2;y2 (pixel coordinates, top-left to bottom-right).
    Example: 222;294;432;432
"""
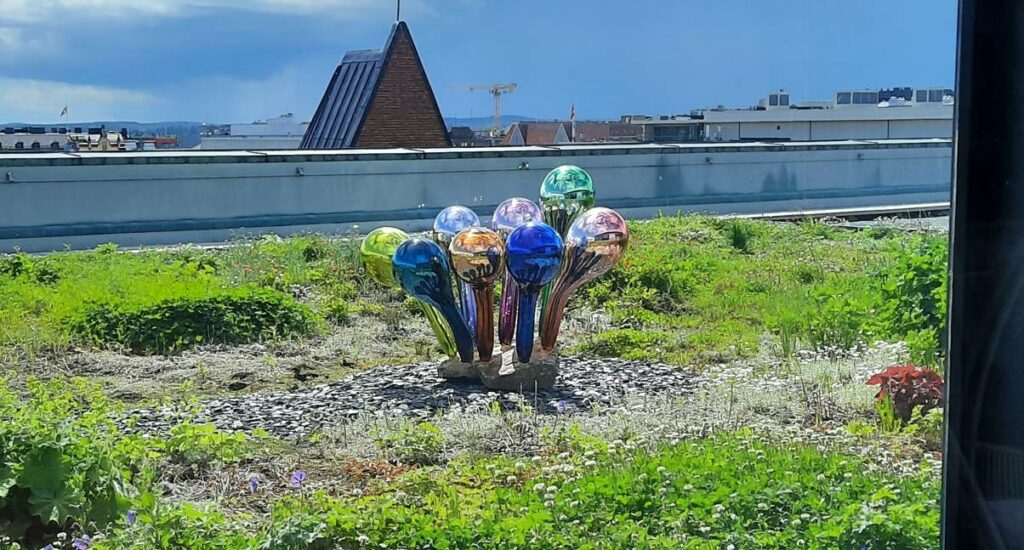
0;139;952;252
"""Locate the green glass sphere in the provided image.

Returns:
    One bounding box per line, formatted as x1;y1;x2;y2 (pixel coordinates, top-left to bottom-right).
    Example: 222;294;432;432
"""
359;227;410;288
539;165;596;236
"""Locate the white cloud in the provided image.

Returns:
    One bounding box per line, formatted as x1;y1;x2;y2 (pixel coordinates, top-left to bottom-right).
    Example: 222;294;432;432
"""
0;26;60;55
0;78;156;122
0;0;404;23
0;0;177;22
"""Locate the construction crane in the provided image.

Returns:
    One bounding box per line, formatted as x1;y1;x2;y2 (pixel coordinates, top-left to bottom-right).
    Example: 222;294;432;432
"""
452;83;518;137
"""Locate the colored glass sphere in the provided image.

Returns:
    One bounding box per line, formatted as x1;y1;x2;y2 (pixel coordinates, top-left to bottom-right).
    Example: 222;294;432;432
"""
359;227;410;288
449;227;505;287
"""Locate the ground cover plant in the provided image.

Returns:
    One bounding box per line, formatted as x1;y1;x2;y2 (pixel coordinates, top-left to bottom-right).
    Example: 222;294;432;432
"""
575;216;948;367
0;215;949;548
88;433;938;549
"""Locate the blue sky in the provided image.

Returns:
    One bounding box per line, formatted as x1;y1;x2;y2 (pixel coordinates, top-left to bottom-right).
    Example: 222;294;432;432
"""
0;0;957;123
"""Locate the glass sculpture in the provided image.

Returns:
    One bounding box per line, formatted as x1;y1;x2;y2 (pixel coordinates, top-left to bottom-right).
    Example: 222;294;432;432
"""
540;207;629;351
505;222;564;362
392;238;475;363
450;227;505;361
359;227;457;359
539;165;596;325
432;206;481;338
491;198;543;346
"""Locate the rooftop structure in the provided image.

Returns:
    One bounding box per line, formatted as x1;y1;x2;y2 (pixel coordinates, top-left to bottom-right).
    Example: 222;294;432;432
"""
200;113;310;150
230;113;309;138
301;21;450;150
501;121;643;146
629;87;955;143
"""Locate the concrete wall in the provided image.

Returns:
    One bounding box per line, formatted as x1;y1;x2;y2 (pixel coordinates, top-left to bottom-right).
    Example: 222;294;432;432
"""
0;139;952;252
809;120;890;140
703;119;952;142
889;119;954;139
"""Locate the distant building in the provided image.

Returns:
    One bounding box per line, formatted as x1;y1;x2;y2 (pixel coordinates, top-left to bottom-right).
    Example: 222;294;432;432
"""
301;21;450;150
502;122;570;146
629;87;955;143
200;113;309;150
501;121;642;146
0;127;185;153
71;129;129;152
0;131;73;152
448;126;498;147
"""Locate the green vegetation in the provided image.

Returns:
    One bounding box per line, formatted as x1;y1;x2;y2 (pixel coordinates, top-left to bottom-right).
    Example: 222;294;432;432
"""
0;217;948;366
0;235;363;359
574;216;948;366
0;376;268;547
91;434;938;549
0;217;949;549
0;377;144;545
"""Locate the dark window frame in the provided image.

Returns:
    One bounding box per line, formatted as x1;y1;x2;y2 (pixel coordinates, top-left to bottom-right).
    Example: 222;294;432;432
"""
943;0;1024;547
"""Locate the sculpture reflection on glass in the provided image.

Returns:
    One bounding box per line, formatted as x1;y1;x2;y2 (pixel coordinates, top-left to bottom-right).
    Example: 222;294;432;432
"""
392;238;475;363
505;222;564;362
490;198;543;347
359;227;458;359
432;206;480;339
450;227;505;361
539;165;596;326
539;165;596;236
540;207;629;351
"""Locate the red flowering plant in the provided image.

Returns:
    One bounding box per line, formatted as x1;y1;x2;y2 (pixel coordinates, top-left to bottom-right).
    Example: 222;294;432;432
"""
866;363;945;424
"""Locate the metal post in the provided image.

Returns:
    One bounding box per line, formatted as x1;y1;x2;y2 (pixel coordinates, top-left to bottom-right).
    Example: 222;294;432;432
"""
943;0;1024;547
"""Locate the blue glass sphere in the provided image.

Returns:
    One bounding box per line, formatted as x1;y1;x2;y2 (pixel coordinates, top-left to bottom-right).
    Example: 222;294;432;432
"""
433;205;480;246
505;222;564;292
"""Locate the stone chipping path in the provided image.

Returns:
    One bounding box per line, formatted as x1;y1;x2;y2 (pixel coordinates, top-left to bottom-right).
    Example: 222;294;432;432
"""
128;358;705;438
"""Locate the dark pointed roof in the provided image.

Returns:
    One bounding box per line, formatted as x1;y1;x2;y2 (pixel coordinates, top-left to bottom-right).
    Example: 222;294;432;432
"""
300;22;449;149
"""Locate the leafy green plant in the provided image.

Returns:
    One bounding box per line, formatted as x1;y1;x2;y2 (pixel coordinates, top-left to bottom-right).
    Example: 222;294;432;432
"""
0;377;152;546
374;422;445;466
163;422;254;469
800;288;869;351
570;328;678;361
70;287;317;354
870;236;948;363
320;298;351;325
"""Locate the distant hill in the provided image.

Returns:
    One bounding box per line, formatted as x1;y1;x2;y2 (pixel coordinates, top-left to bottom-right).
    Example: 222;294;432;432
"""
2;115;544;137
444;114;538;131
0;121;208;137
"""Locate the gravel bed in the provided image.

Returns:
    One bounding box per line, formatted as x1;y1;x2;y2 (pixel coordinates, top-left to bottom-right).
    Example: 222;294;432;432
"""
128;357;705;438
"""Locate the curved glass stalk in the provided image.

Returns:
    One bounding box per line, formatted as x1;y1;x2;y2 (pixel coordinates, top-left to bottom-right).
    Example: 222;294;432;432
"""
393;238;475;363
433;206;481;337
505;222;563;363
491;198;543;346
540;208;628;351
359;227;457;358
539;165;596;326
450;227;505;361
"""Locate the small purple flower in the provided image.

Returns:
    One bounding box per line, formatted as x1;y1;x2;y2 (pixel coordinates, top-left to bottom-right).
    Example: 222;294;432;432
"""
72;536;91;550
249;475;260;494
42;546;55;550
555;400;567;414
290;470;307;488
126;510;137;527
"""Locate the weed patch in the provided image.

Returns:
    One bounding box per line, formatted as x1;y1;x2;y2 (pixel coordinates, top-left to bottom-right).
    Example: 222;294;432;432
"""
70;288;317;354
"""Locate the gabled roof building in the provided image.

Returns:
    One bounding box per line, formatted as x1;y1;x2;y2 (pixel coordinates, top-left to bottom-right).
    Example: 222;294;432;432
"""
301;21;450;150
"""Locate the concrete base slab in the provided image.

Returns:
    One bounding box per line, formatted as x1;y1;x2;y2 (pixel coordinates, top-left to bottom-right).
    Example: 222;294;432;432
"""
437;358;479;379
478;343;559;391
